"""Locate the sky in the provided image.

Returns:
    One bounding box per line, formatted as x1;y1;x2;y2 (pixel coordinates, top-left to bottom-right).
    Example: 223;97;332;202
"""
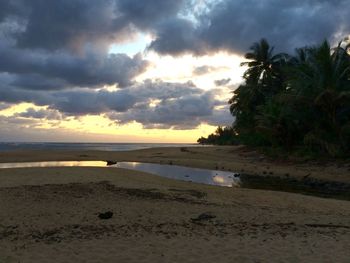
0;0;349;143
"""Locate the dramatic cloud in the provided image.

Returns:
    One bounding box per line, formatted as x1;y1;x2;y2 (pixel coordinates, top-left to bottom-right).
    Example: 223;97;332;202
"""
110;92;215;129
148;17;204;55
116;0;185;30
0;0;182;92
1;0;348;134
2;0;349;57
0;43;149;89
1;0;185;52
108;85;232;129
0;76;229;129
150;0;350;55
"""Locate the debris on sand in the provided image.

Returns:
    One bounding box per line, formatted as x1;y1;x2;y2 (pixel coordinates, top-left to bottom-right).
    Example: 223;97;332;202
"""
98;211;113;220
105;160;117;166
191;212;216;222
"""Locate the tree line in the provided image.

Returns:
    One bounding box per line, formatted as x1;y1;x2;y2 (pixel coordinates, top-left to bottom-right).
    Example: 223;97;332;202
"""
198;38;350;158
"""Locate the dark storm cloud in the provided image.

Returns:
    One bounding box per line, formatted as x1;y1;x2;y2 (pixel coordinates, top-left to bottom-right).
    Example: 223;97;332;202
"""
50;81;222;125
16;0;120;51
2;0;349;59
148;17;205;55
0;0;184;51
50;89;137;115
150;0;350;55
107;85;230;129
0;43;149;89
2;0;348;130
0;77;230;129
0;1;12;21
0;0;181;91
0;0;231;130
0;1;24;22
116;0;184;30
201;0;350;53
110;92;215;129
54;81;216;122
11;74;69;91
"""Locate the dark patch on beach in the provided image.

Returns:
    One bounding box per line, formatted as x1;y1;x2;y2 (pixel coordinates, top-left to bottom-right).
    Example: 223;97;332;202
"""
98;211;113;220
105;160;117;166
180;147;190;152
0;181;209;206
237;174;350;201
191;212;216;223
305;224;350;229
168;189;207;199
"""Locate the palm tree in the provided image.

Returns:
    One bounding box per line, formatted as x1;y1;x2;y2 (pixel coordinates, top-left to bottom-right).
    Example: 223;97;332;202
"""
200;38;350;156
287;40;350;155
241;39;289;95
229;39;289;145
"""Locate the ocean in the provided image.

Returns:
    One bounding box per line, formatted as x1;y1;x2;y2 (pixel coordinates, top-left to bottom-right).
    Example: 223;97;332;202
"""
0;142;200;152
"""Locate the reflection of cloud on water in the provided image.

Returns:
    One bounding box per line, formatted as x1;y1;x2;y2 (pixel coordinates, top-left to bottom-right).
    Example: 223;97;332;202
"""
0;161;240;188
0;161;107;169
129;162;139;168
76;161;107;167
213;176;233;187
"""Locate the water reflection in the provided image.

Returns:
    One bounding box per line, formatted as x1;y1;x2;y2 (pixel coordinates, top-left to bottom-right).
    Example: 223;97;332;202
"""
113;162;239;187
0;161;239;187
0;161;107;169
1;161;347;200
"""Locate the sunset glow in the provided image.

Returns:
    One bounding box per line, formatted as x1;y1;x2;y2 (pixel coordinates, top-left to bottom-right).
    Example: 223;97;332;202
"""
0;0;348;142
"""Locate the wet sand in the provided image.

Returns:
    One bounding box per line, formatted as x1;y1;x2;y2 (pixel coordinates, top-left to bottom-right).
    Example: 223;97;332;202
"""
0;146;350;262
0;146;349;183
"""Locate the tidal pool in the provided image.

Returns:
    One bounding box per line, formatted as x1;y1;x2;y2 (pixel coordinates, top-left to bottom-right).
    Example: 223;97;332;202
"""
114;162;240;187
1;161;349;200
0;161;107;169
0;161;240;187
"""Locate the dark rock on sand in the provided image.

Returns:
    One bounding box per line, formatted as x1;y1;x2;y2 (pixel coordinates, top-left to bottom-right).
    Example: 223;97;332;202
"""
191;212;216;222
106;160;117;166
98;211;113;220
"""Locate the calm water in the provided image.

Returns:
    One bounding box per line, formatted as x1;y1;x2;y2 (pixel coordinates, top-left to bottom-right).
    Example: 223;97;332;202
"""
0;161;108;169
0;142;201;152
0;161;239;187
0;161;349;200
115;162;239;187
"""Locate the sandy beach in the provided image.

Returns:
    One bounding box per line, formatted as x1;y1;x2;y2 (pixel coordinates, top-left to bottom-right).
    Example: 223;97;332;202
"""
0;146;349;183
1;146;350;262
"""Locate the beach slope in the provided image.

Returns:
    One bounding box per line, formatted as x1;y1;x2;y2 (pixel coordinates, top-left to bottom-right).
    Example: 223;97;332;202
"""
1;147;350;262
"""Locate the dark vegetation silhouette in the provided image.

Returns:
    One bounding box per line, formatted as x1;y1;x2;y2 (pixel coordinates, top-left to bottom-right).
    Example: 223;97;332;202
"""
198;38;350;158
197;126;239;145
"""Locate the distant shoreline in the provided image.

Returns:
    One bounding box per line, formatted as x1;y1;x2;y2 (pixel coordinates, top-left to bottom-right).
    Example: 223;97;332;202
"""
0;142;202;152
